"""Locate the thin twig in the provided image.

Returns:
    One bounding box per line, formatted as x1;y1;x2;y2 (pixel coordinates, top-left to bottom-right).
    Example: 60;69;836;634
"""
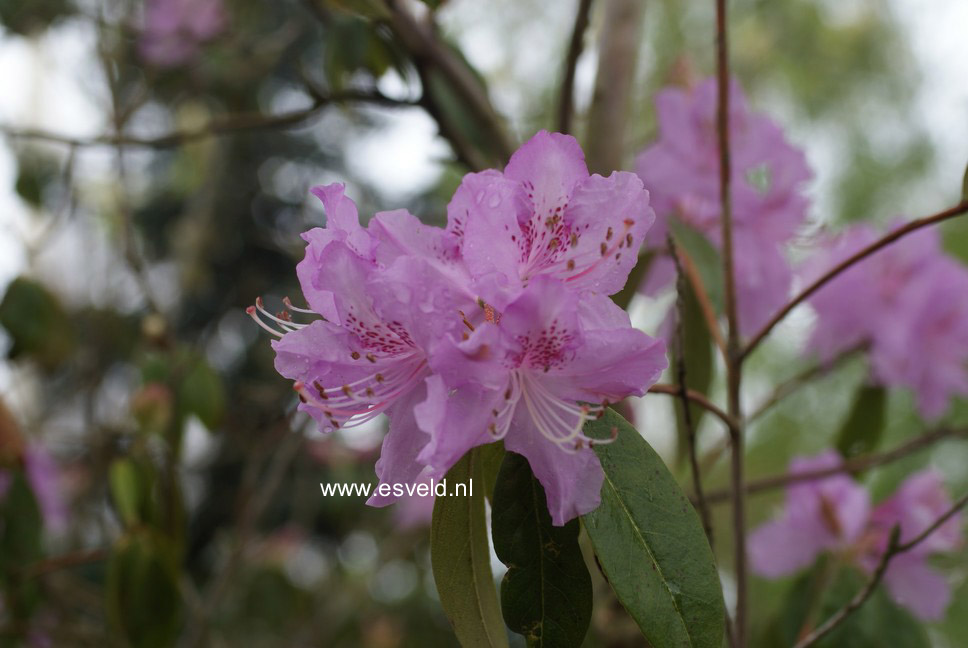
557;0;595;134
792;527;901;648
22;549;108;578
704;427;968;505
742;200;968;360
383;0;515;162
747;344;867;422
714;0;746;643
795;490;968;648
0;90;414;150
647;384;738;431
668;235;715;545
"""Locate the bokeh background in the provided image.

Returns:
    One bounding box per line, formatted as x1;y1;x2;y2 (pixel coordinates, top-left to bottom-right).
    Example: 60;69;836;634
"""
0;0;966;646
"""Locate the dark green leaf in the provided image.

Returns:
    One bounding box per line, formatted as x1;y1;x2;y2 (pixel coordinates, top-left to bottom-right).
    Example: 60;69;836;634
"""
673;280;714;467
669;220;724;311
961;161;968;201
0;277;75;370
431;449;508;648
179;358;225;430
835;385;887;459
0;472;43;570
478;441;505;503
109;458;145;528
491;452;592;648
106;531;183;648
582;409;725;648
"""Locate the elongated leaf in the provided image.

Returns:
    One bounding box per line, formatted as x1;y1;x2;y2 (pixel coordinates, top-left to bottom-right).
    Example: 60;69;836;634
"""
582;409;725;648
491;452;592;648
673;280;714;466
431;449;508;648
835;385;887;459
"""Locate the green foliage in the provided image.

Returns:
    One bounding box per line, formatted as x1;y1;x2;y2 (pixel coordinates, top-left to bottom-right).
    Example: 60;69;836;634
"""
673;279;715;466
178;358;226;430
757;564;929;648
13;152;61;209
583;409;725;648
835;385;887;459
0;0;73;35
0;277;75;370
0;473;43;626
106;531;183;648
110;458;147;528
430;449;508;648
491;452;592;647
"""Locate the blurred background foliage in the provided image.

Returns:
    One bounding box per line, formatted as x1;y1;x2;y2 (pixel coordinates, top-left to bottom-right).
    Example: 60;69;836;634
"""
0;0;966;646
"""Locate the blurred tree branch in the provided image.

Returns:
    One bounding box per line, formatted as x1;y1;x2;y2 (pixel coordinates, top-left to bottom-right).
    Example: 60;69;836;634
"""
584;0;645;174
0;89;415;150
704;426;968;505
382;0;516;164
557;0;594;134
742;199;968;360
794;490;968;648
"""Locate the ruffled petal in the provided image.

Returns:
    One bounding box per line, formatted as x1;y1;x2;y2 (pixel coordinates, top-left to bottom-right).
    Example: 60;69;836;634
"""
503;406;604;526
366;382;432;507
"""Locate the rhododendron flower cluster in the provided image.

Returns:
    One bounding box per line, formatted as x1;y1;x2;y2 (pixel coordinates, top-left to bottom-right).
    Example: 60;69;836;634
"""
139;0;226;67
804;224;968;418
635;77;812;336
251;132;668;525
749;451;963;620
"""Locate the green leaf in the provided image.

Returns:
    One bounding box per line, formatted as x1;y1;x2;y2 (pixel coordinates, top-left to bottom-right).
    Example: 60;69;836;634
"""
491;452;592;648
478;441;505;503
835;385;887;459
0;472;43;570
323;0;391;20
106;531;183;648
673;280;714;467
582;409;725;648
962;161;968;201
0;276;75;370
431;449;508;648
758;564;929;648
669;220;724;311
179;358;225;430
109;458;145;528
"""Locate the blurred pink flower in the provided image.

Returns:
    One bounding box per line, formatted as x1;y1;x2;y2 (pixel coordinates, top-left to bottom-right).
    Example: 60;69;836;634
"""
860;470;963;620
748;451;869;578
750;456;964;621
635;77;811;335
139;0;226;67
804;224;968;418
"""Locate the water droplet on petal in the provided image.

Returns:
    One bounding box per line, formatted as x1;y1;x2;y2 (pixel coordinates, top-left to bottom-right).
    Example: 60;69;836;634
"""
475;190;486;204
487;193;502;208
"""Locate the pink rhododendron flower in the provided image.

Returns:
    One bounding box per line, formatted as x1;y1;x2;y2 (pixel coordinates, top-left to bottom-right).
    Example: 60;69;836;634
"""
748;451;869;578
635;77;811;335
448;130;654;309
254;132;668;525
860;470;963;620
418;278;666;525
804;224;968;418
750;456;963;621
139;0;226;67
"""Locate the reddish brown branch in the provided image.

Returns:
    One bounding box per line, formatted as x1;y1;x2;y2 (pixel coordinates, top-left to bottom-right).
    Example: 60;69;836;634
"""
742;200;968;360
